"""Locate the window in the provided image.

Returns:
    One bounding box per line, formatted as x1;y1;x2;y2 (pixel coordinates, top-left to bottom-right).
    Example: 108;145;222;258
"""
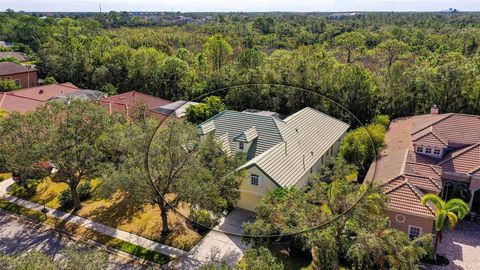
238;142;244;150
408;226;422;239
14;79;21;86
416;146;424;153
425;148;432;154
434;149;441;155
250;174;260;186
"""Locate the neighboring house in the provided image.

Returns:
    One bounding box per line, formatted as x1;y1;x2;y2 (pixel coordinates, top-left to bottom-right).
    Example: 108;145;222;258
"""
102;91;172;121
197;107;350;211
0;62;38;88
0;41;13;49
0;83;103;114
0;52;29;62
366;106;480;239
153;100;199;118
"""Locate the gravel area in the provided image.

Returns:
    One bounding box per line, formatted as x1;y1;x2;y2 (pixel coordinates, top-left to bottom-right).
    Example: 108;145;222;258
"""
425;220;480;270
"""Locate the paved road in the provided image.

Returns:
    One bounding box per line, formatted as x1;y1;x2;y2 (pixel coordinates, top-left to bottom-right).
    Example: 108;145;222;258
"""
426;220;480;270
0;178;185;258
171;208;254;269
0;212;149;270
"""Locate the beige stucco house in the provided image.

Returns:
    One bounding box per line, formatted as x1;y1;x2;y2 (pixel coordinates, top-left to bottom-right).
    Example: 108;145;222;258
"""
197;107;349;211
366;106;480;238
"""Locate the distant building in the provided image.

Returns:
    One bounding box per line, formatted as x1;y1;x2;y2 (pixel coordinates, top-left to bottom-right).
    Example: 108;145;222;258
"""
0;62;38;88
153;100;199;118
0;52;29;62
0;41;13;49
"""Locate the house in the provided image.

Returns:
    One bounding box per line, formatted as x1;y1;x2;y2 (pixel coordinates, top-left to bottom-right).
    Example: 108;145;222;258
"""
0;52;29;62
153;100;199;118
0;62;38;88
197;107;350;211
101;91;173;122
0;83;103;114
365;106;480;239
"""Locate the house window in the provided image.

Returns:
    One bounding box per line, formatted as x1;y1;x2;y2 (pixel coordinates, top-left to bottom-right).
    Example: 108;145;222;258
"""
425;148;432;154
408;226;422;239
434;149;441;155
238;142;244;150
14;79;21;86
416;146;424;153
250;174;260;186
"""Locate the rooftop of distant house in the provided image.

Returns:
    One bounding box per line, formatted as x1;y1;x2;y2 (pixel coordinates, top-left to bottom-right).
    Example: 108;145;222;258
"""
0;62;36;76
0;52;28;62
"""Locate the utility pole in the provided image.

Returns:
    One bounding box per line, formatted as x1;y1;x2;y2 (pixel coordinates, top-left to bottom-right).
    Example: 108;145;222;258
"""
99;4;102;13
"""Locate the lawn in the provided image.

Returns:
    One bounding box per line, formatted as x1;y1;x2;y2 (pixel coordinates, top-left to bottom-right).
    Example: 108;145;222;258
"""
0;173;12;181
24;178;203;251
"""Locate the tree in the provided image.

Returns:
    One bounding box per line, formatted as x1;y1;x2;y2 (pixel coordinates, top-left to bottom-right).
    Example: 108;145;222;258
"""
185;96;226;124
159;56;194;100
377;39;408;68
42;76;57;85
100;83;117;96
101;117;245;234
238;247;284;270
204;34;233;72
334;32;366;63
0;79;19;91
238;47;264;70
421;194;469;246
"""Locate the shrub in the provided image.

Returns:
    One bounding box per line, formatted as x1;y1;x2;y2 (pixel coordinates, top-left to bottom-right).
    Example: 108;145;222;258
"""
78;182;92;201
171;233;199;250
58;189;73;209
10;179;39;198
190;209;215;232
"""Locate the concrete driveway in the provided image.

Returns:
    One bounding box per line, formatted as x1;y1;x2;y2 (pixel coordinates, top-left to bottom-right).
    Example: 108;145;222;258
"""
426;220;480;270
171;208;254;269
0;211;150;270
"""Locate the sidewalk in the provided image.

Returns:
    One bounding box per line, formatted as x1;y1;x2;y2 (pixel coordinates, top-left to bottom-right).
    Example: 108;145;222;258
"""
0;178;186;259
170;208;254;269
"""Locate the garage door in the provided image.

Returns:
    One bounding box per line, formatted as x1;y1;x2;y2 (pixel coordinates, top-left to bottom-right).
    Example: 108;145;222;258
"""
236;192;262;212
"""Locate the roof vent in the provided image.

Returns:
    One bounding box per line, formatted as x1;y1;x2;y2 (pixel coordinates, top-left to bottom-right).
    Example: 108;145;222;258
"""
430;105;439;115
295;128;299;132
39;89;44;94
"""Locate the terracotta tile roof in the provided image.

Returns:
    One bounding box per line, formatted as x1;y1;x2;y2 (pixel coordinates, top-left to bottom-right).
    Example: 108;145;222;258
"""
412;129;448;148
0;62;36;75
382;178;435;218
403;173;442;193
0;92;45;113
101;91;172;122
403;161;442;180
11;83;79;101
437;143;480;175
470;166;480;177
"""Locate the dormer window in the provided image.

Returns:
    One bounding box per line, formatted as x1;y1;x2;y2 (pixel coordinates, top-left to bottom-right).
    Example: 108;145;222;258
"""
425;148;432;154
434;149;441;155
416;146;424;153
238;142;245;150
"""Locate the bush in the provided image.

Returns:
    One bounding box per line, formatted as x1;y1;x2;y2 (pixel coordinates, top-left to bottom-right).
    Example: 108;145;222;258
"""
171;234;199;250
10;179;39;198
78;182;92;201
58;189;73;209
190;209;215;232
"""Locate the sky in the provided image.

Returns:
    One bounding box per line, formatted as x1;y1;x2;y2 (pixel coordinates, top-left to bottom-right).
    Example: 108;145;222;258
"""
1;0;480;12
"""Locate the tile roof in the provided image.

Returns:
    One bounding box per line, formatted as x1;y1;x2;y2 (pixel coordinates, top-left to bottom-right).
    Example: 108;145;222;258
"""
11;83;79;101
0;92;45;113
382;178;435;218
403;161;442;180
437;143;480;175
0;52;28;62
0;62;36;75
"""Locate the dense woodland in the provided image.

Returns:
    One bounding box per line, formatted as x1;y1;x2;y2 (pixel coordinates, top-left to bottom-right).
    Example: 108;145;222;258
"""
2;11;480;125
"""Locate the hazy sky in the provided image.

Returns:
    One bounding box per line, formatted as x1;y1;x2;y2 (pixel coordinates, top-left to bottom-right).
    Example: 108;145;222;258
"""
2;0;479;12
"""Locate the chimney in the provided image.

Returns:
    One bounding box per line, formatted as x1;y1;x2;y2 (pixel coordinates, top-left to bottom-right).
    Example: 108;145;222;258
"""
430;105;439;115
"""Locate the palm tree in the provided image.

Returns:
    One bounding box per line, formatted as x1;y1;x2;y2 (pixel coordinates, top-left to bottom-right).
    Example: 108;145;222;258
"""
421;193;469;246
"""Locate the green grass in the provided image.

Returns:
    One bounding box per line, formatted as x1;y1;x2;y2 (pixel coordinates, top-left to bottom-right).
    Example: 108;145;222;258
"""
0;199;171;265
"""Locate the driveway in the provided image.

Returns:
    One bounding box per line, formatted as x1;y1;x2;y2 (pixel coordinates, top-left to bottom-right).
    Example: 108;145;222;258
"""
0;211;150;270
171;208;254;269
426;220;480;270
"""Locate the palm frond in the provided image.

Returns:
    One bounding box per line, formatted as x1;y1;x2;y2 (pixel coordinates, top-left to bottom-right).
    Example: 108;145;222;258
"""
434;211;446;232
446;211;459;230
421;193;444;209
446;198;469;219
